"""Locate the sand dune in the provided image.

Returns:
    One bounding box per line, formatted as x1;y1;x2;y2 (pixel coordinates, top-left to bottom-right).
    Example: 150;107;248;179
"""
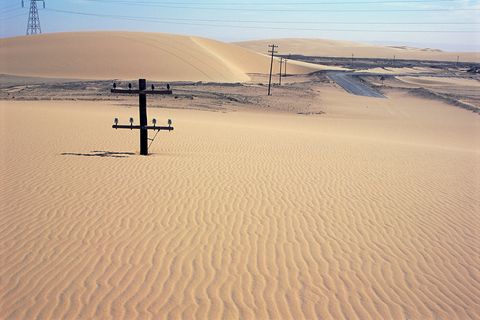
0;32;335;82
398;76;480;88
234;38;480;63
1;85;479;319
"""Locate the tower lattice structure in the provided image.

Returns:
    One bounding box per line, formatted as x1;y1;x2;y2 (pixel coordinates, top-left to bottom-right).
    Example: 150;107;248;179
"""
25;0;45;35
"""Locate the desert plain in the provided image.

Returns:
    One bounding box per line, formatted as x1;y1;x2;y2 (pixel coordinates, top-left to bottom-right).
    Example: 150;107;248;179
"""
0;32;479;319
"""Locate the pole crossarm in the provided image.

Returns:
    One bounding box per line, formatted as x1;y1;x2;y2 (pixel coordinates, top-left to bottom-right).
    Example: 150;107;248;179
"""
112;124;174;131
110;89;173;95
110;79;174;156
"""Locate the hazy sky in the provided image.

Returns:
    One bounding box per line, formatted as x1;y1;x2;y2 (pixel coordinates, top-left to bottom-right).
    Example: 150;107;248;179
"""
1;0;479;51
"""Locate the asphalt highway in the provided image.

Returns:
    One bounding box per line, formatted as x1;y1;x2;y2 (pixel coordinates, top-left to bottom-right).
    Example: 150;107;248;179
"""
327;72;385;98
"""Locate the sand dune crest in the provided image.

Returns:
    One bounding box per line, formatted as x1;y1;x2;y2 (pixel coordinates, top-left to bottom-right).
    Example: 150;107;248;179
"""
234;38;480;62
0;32;331;82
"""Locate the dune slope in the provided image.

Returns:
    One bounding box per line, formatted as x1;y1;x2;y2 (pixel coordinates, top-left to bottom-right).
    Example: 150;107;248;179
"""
234;38;480;62
0;32;327;82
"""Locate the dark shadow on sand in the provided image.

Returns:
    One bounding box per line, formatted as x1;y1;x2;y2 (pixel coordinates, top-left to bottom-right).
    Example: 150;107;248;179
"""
61;151;135;158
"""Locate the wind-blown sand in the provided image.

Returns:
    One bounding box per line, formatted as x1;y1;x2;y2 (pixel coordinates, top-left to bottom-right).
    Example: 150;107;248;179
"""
234;38;480;63
0;32;337;82
398;76;480;88
1;86;479;319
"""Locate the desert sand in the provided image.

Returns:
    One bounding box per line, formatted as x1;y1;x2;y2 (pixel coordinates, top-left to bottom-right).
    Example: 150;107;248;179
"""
398;76;480;88
235;38;480;63
354;67;441;75
1;80;479;319
365;75;480;111
1;30;480;320
0;32;342;82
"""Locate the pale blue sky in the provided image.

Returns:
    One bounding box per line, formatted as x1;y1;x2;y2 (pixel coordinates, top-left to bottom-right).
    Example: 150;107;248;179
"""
1;0;479;51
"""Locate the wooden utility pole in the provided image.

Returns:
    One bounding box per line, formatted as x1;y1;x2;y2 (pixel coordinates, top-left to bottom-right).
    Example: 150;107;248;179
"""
267;44;278;96
139;79;148;154
284;53;291;77
456;56;459;67
351;53;354;64
380;75;385;86
111;79;174;156
279;57;283;85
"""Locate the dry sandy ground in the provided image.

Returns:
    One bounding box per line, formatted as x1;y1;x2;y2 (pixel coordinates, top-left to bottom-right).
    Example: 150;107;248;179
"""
354;67;442;75
398;76;480;88
234;38;480;63
0;32;342;82
366;75;480;112
1;84;479;319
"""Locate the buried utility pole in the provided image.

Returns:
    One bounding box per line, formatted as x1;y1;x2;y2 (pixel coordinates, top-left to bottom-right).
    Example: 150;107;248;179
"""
267;44;278;95
111;79;174;156
279;57;283;85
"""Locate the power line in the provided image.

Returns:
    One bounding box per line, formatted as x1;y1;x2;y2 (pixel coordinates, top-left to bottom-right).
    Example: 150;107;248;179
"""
45;8;480;33
0;7;22;15
65;3;480;13
2;12;25;21
44;8;479;25
0;3;19;11
82;0;459;5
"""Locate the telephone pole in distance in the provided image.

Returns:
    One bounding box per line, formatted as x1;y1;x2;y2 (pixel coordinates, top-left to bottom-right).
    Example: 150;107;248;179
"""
279;57;284;85
267;44;278;96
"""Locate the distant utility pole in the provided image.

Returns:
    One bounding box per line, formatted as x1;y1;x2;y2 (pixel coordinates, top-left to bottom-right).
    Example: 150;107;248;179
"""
393;55;396;65
351;53;354;64
22;0;45;35
267;44;278;96
456;56;459;67
284;53;291;77
279;57;284;85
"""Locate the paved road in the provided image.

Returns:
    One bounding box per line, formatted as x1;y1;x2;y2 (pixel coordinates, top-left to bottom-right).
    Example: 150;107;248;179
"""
327;72;385;98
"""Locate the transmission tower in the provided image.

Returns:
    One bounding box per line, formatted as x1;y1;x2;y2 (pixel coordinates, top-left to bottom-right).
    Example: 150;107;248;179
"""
22;0;45;35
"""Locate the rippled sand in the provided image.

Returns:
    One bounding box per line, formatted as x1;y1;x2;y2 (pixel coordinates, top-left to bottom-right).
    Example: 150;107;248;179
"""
1;93;479;319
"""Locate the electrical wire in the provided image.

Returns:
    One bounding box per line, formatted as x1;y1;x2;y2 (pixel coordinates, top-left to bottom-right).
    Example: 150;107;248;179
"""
66;0;480;12
64;3;480;13
82;0;460;6
148;130;161;149
0;7;22;15
45;8;480;33
2;12;25;21
0;3;19;11
80;0;458;6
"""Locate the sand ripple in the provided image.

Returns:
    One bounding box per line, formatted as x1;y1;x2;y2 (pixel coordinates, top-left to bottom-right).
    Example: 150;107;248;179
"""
1;100;479;319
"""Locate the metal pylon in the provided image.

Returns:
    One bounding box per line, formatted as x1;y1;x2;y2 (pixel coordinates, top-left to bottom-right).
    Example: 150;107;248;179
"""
26;0;44;35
